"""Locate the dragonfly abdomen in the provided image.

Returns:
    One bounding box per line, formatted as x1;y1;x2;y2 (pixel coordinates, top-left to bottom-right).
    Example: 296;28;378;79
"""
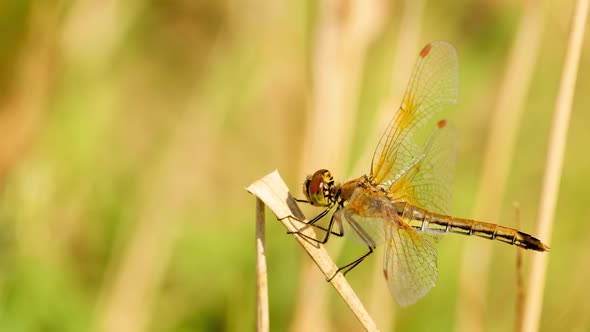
394;202;549;252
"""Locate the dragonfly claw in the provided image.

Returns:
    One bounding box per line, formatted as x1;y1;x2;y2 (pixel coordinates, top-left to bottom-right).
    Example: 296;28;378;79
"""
327;271;338;282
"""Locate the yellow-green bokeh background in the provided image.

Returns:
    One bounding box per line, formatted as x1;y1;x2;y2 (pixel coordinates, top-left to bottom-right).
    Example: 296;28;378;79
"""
0;1;589;331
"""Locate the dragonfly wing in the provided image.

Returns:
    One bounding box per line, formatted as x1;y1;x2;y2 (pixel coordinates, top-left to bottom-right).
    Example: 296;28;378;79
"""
388;121;457;215
337;182;439;306
383;221;438;306
371;41;459;188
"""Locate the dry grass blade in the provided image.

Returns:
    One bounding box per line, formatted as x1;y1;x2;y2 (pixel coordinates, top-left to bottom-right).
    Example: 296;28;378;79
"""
522;0;589;331
256;198;269;332
246;170;379;332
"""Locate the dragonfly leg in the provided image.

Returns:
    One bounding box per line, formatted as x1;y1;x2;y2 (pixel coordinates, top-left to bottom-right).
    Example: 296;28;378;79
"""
327;245;375;282
275;197;313;223
287;209;343;243
280;205;329;229
277;198;324;224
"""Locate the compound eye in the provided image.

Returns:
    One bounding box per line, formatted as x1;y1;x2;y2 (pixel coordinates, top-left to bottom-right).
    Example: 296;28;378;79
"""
303;170;331;206
308;173;324;197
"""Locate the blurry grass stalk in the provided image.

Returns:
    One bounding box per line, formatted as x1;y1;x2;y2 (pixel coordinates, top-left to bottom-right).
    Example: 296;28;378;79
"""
0;0;54;178
247;171;378;331
350;0;425;180
7;0;56;258
292;1;386;331
522;0;589;331
363;0;426;329
455;1;545;331
255;198;269;332
66;0;192;330
97;118;199;332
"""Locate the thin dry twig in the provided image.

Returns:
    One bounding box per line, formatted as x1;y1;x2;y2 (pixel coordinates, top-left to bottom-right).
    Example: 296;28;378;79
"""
522;0;589;331
256;198;269;332
246;170;379;332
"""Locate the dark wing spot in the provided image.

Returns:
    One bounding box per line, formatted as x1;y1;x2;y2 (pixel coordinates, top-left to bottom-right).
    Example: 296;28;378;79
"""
420;43;432;58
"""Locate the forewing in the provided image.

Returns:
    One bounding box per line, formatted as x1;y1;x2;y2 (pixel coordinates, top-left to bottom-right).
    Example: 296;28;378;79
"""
371;41;458;187
383;222;438;306
388;121;457;215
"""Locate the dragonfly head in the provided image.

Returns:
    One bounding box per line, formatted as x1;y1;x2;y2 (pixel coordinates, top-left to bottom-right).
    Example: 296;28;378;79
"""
303;169;336;207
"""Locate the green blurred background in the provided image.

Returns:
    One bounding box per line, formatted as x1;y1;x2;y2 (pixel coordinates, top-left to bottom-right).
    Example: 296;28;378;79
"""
0;0;588;331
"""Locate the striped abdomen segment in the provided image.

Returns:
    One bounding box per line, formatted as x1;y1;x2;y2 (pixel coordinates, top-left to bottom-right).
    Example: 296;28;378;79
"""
394;202;550;252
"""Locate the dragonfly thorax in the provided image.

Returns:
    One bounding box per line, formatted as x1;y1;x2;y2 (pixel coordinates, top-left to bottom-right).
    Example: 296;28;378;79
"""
303;169;338;207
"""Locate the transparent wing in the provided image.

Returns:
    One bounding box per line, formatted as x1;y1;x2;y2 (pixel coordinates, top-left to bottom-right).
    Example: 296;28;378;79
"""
371;41;458;187
387;121;457;215
383;221;438;307
337;187;439;306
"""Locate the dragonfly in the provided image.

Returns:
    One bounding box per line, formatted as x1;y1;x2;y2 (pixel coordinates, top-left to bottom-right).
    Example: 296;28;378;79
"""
294;41;550;307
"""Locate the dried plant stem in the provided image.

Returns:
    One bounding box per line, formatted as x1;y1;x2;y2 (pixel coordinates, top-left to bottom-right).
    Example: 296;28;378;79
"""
97;94;206;332
522;0;589;331
246;171;379;332
256;198;269;332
